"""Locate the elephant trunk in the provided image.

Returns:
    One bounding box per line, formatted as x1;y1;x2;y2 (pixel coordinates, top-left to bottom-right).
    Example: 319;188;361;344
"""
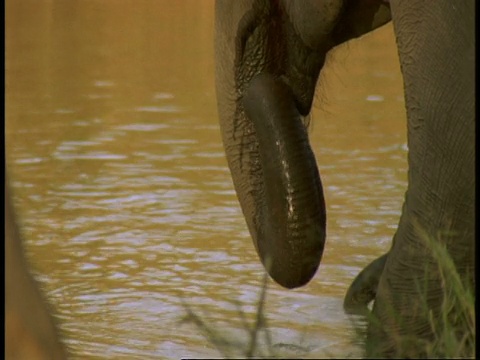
242;73;326;289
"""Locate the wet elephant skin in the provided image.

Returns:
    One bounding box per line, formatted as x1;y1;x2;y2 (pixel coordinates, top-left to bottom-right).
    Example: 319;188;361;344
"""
242;73;326;289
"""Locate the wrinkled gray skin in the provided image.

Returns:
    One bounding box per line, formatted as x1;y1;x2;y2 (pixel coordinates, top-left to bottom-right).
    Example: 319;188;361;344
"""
215;0;474;357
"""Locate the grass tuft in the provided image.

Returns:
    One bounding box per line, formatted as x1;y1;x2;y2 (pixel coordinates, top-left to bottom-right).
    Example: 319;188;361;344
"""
413;222;475;358
179;271;278;358
182;223;474;358
361;221;475;358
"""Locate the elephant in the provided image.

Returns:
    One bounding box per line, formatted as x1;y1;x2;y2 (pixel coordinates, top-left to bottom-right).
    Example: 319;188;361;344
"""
5;183;67;359
214;0;475;357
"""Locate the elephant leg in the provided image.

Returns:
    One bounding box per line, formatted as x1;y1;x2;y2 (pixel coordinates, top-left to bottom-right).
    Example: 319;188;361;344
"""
366;0;475;357
343;253;388;315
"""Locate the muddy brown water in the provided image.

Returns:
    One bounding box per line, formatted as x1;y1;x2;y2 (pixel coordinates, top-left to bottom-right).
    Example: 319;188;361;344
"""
6;1;407;358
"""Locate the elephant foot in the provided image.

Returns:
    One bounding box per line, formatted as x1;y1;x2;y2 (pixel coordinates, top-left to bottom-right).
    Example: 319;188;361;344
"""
343;253;388;315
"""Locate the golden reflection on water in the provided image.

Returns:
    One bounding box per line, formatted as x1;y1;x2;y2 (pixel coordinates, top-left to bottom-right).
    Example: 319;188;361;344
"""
6;1;406;358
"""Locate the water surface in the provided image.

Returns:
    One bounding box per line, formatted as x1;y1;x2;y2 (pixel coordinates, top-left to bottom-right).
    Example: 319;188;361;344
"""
6;1;407;358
